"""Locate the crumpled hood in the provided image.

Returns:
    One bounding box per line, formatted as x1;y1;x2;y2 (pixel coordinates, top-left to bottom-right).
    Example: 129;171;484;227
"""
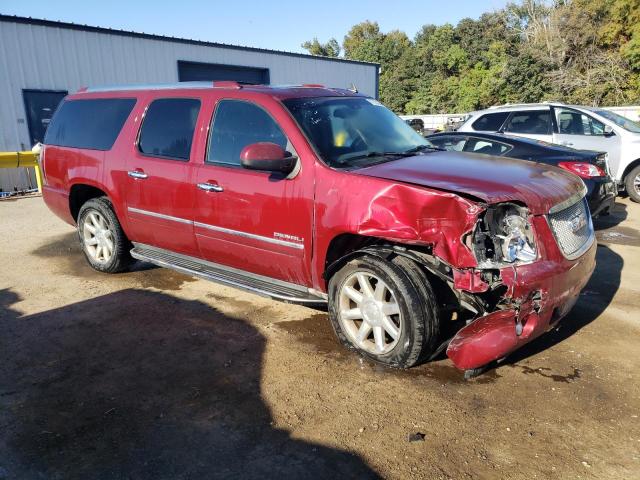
353;151;585;215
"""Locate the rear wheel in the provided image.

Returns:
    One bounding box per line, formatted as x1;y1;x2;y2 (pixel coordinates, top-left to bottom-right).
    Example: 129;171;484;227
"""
328;253;439;368
625;165;640;203
77;197;132;273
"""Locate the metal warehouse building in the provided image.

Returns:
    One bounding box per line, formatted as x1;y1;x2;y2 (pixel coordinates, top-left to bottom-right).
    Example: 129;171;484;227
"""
0;15;379;191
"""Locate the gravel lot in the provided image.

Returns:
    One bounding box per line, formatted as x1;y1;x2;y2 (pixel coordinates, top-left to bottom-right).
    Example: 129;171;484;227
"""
1;196;639;479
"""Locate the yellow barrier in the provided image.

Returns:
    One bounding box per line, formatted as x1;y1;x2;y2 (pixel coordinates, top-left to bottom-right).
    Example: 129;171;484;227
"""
0;151;42;193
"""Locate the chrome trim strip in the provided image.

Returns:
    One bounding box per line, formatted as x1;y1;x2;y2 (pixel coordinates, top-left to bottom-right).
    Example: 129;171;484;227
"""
548;183;588;214
127;207;192;225
127;207;304;250
194;221;304;250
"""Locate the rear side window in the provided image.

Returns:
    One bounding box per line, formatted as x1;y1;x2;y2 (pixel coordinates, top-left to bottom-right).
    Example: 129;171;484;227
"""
139;98;201;160
471;112;509;131
464;137;512;155
428;135;467;151
504;110;551;135
44;98;135;150
207;100;288;166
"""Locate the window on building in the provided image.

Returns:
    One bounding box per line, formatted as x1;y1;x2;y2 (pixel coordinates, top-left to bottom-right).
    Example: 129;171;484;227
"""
44;98;136;150
207;100;288;166
138;98;201;160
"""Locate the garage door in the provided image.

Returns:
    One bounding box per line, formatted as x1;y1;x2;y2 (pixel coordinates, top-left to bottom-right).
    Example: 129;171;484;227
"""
178;61;269;84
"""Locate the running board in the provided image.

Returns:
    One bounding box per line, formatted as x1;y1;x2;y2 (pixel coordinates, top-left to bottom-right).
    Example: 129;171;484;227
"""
130;243;327;305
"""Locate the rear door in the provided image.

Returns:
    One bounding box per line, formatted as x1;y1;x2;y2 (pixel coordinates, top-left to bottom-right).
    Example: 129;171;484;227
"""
502;109;553;142
192;97;314;286
552;106;621;168
125;95;204;255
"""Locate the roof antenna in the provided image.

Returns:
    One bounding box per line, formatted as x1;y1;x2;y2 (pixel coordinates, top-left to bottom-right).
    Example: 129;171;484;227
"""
348;83;358;93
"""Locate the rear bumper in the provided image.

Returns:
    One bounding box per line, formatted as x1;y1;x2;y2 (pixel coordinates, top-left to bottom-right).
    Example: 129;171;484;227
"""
585;177;617;217
447;238;597;370
42;186;74;226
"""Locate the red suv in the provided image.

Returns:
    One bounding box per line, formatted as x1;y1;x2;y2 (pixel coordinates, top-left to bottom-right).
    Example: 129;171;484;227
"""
41;82;596;374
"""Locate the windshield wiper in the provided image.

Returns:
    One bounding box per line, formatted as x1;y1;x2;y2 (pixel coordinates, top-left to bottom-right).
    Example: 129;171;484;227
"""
402;144;443;154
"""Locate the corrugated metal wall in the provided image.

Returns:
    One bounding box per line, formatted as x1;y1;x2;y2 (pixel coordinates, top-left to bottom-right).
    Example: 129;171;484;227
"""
0;18;378;191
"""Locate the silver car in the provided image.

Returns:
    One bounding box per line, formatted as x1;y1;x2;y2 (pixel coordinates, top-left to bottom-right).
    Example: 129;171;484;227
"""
458;102;640;202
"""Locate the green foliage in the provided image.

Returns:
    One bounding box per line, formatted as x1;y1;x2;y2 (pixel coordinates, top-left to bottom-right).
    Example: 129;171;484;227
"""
301;37;340;57
302;0;640;113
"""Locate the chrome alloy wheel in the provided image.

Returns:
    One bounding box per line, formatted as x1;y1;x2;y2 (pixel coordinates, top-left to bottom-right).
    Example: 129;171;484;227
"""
338;271;402;355
634;172;640;195
82;211;114;264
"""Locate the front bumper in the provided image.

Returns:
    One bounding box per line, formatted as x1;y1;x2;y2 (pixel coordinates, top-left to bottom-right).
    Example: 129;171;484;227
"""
446;219;597;371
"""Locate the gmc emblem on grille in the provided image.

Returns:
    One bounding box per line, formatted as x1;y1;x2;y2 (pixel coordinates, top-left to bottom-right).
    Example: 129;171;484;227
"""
569;211;587;233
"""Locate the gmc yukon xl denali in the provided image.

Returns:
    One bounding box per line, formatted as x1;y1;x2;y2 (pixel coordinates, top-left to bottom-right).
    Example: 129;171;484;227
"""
41;82;596;375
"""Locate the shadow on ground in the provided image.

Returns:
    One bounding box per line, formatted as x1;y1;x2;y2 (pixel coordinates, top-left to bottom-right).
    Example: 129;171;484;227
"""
0;288;379;479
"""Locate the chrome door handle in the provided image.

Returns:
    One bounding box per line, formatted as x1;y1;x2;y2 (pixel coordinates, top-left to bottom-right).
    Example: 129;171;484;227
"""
197;182;223;192
128;170;148;179
562;142;574;146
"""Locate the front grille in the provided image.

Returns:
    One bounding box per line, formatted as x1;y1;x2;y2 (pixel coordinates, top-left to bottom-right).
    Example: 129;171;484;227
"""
548;198;594;259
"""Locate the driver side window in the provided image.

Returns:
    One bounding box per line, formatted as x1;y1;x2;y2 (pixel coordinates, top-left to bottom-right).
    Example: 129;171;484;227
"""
207;100;290;166
555;108;605;136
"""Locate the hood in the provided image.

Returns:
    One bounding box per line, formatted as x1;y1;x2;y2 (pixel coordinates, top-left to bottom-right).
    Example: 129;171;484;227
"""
353;151;585;215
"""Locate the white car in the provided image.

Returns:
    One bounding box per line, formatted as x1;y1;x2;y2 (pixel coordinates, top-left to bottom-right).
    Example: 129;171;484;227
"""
458;102;640;202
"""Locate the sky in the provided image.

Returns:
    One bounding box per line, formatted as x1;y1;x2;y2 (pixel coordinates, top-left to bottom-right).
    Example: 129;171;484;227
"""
1;0;509;54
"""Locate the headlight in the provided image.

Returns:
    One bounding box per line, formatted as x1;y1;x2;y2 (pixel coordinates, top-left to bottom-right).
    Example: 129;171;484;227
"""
471;203;537;267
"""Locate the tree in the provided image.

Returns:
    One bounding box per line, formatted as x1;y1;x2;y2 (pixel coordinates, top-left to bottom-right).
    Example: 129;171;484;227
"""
301;38;340;57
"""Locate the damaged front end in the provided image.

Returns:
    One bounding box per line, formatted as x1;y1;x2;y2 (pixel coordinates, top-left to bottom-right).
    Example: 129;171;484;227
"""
443;199;596;371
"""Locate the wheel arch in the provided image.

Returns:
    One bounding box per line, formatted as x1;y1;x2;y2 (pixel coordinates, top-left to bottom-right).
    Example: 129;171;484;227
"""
622;158;640;183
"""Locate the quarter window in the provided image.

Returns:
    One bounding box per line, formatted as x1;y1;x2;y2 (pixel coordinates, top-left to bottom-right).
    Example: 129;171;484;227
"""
504;110;551;135
464;138;512;155
471;112;509;131
555;108;605;135
44;98;136;151
139;98;201;160
207;100;288;166
428;136;467;151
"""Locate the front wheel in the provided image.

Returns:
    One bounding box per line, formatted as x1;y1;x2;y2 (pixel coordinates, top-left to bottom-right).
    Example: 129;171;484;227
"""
625;165;640;203
328;253;439;368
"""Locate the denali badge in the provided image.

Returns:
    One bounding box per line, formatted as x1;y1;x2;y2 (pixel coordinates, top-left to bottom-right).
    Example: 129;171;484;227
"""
274;232;304;243
569;211;587;233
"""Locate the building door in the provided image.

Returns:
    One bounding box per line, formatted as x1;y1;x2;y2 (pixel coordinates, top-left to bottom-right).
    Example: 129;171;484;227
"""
22;89;67;147
178;60;270;84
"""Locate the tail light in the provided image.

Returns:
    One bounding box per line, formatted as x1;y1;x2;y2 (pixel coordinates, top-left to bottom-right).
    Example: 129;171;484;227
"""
558;161;605;178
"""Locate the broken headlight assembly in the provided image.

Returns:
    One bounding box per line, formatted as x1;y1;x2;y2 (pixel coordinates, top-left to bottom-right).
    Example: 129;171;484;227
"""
471;203;537;267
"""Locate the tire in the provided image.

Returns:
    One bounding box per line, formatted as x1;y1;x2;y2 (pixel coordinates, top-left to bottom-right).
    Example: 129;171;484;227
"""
77;197;132;273
327;253;440;368
625;165;640;203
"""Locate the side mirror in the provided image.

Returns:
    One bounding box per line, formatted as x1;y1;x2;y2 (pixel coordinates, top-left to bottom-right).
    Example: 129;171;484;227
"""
603;125;615;137
240;142;297;174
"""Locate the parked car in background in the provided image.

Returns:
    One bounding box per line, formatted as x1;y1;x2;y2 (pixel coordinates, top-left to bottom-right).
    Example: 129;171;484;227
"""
457;102;640;202
41;82;596;375
427;131;616;217
405;118;424;135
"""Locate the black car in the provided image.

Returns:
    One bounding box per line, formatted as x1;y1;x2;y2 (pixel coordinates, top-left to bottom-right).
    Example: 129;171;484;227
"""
426;131;617;217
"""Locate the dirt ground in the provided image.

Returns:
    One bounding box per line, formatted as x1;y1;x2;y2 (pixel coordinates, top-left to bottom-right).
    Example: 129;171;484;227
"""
1;196;639;480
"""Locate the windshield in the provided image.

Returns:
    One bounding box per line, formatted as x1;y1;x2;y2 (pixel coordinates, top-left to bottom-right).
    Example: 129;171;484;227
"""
591;109;640;133
283;96;436;168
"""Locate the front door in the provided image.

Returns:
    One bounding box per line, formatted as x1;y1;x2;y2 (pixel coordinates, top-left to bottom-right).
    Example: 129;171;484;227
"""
193;98;314;286
23;89;67;147
125;96;203;256
552;106;621;174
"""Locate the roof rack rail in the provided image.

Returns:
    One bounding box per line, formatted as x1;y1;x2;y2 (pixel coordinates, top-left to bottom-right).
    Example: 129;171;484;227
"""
80;81;243;93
